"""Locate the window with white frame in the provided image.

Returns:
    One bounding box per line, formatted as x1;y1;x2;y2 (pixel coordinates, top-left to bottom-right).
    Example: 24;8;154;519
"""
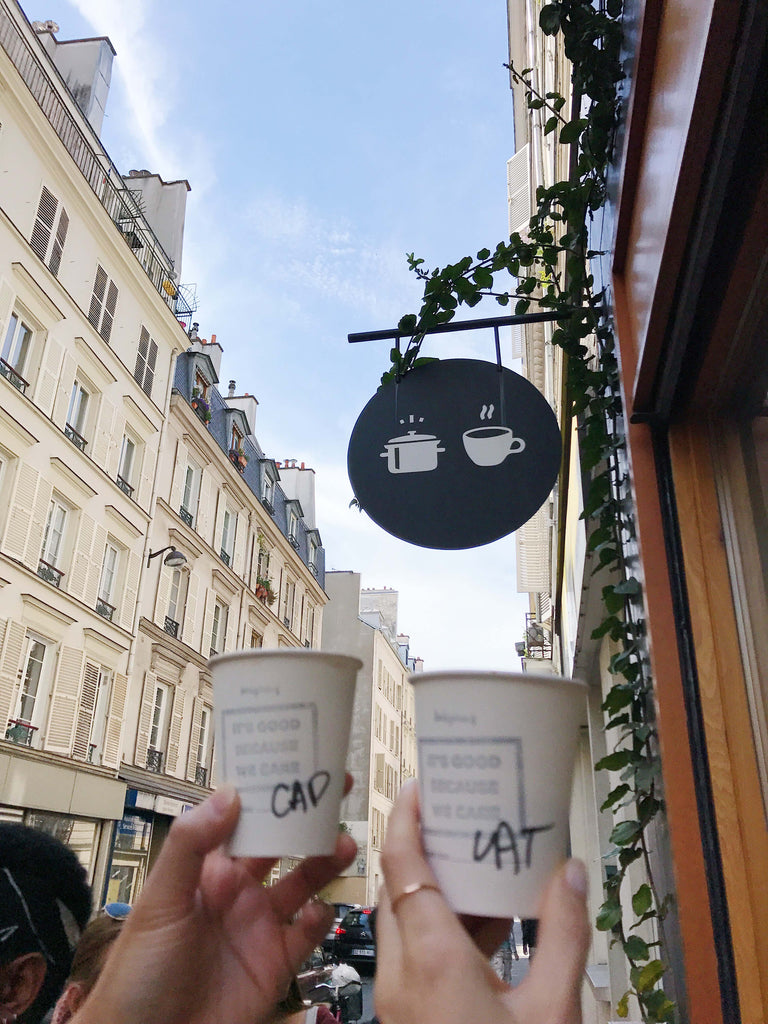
220;507;236;566
256;544;270;579
65;379;89;450
97;542;120;620
281;577;296;629
196;706;212;778
40;498;68;578
262;473;274;510
30;186;69;277
288;510;299;546
165;568;187;637
210;599;228;656
1;310;33;392
250;629;263;648
181;460;202;527
148;681;170;770
308;537;318;574
117;434;137;497
88;666;113;764
8;635;53;746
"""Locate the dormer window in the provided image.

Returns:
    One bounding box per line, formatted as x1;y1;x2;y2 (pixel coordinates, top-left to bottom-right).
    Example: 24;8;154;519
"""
194;370;210;401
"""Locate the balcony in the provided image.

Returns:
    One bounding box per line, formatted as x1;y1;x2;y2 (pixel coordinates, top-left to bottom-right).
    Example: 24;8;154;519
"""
262;496;275;515
220;549;231;567
37;558;64;588
289;534;300;550
229;449;247;473
64;423;87;451
146;747;164;773
5;718;37;746
195;764;209;787
179;505;194;527
164;615;180;639
0;357;28;394
116;474;134;498
96;597;116;622
309;561;318;577
0;4;178;310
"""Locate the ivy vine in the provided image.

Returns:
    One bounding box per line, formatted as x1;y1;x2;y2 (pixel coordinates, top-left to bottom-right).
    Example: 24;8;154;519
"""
386;2;675;1020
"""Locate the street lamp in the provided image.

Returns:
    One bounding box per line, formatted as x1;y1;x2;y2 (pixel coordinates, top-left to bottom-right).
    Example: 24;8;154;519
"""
146;546;187;569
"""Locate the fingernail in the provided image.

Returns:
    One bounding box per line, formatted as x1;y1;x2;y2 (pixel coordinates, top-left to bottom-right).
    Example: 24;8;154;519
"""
208;784;238;816
565;858;588;896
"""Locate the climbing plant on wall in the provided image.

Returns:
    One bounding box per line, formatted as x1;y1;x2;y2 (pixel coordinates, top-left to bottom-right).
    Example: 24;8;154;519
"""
385;1;675;1020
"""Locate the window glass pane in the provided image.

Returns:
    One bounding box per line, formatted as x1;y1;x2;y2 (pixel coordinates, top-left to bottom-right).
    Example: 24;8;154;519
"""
119;436;135;481
24;812;97;874
1;312;18;363
99;545;118;602
19;640;46;721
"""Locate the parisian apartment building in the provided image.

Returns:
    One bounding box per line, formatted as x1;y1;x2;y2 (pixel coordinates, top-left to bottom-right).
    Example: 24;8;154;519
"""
320;572;421;906
0;1;326;903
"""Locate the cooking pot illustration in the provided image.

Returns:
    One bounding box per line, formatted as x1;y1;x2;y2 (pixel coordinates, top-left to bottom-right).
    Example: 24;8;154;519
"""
380;430;446;474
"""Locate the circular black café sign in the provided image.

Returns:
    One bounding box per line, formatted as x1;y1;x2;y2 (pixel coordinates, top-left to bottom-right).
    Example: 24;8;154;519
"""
347;359;561;549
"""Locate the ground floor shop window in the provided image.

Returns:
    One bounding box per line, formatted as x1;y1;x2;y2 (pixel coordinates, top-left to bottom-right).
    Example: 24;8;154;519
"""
23;811;99;875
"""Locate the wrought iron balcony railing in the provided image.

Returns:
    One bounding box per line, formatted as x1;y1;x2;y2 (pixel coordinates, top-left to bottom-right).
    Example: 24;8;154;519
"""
0;357;28;393
195;764;209;787
179;505;194;527
64;423;87;451
37;558;64;588
116;474;134;497
262;497;275;515
220;549;231;567
96;597;116;621
164;615;179;639
146;747;164;773
5;718;37;746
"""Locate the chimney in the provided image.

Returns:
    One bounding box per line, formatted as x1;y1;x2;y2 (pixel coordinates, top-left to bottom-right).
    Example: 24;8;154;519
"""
228;380;236;397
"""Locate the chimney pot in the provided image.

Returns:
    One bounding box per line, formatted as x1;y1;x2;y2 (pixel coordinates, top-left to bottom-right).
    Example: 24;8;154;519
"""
211;334;217;345
228;380;236;397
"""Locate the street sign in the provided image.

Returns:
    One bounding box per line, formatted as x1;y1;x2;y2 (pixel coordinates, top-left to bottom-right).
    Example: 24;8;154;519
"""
347;359;561;549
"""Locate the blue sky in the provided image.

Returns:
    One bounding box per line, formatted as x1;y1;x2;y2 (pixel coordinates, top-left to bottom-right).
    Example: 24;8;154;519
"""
34;0;532;669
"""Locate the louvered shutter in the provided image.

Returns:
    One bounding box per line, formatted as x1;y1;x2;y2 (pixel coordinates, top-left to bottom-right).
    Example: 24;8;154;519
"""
197;471;212;540
169;440;187;513
134;671;157;767
72;660;100;760
45;646;85;754
52;353;77;428
67;512;94;600
143;338;157;397
224;601;237;652
24;475;53;571
105;412;124;481
186;697;204;781
0;281;14;345
232;514;247;576
154;563;172;628
102;672;127;769
134;327;149;387
100;280;118;343
201;590;215;657
120;550;141;630
165;687;186;774
213;495;226;557
0;620;26;733
48;208;69;277
30;186;57;262
181;571;199;646
35;337;63;416
3;464;39;561
136;436;157;510
88;265;107;330
507;144;531;236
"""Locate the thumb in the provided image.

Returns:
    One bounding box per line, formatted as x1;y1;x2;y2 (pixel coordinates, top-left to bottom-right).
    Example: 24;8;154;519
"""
137;785;241;911
513;860;590;1021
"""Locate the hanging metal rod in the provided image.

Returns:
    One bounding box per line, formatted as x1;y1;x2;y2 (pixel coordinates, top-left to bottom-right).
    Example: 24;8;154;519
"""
348;309;577;344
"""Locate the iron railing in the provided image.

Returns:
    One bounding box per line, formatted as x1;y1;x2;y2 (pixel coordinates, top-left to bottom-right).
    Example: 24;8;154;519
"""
5;718;37;745
195;764;209;787
179;506;193;527
164;615;179;638
116;474;134;497
0;357;28;393
96;597;116;621
0;3;178;308
146;747;164;773
220;549;231;567
37;558;64;587
64;423;87;451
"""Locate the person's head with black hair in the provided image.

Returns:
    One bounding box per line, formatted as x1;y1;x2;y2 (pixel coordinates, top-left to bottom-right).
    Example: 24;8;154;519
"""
0;823;92;1024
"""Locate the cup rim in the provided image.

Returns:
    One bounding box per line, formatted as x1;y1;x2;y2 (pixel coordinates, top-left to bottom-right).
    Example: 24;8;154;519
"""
408;669;587;691
208;649;363;672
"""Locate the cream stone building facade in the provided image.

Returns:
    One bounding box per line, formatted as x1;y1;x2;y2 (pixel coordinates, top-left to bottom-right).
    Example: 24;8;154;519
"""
0;1;326;903
320;573;420;906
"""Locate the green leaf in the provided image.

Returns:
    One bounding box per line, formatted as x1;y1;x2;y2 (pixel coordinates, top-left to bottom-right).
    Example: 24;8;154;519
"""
544;115;559;135
636;959;666;993
600;784;630;811
539;3;561;34
515;298;531;315
614;576;641;595
476;247;491;261
559;118;587;145
472;266;494;289
595;750;634;772
596;900;622;931
528;98;545;110
601;686;634;714
616;991;630;1018
632;883;652;916
610;820;640;846
623;934;650;961
397;314;417;334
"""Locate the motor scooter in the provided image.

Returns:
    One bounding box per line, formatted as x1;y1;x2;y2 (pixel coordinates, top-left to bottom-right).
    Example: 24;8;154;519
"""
307;962;363;1023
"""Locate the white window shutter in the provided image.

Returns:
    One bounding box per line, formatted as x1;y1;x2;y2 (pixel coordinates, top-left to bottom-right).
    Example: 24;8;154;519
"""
165;687;186;774
232;514;246;577
201;590;215;657
88;265;107;331
45;646;85;754
134;671;157;767
84;523;107;609
136;436;157;511
3;464;40;562
106;413;125;482
52;353;77;428
48;208;69;277
515;505;552;591
210;744;219;787
0;280;14;343
213;493;226;556
181;571;199;647
197;471;212;541
154;563;172;628
30;186;57;261
24;475;53;571
100;280;118;344
72;660;100;760
92;398;117;468
168;440;187;514
507;145;531;236
35;337;63;416
67;512;94;601
102;672;127;769
119;550;141;630
225;602;237;652
186;696;203;781
0;619;26;732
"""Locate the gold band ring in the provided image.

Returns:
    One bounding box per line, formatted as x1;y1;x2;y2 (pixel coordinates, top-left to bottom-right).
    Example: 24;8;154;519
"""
390;882;441;914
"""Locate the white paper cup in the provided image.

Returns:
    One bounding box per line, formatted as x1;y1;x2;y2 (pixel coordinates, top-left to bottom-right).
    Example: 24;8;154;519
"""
411;670;587;918
211;649;361;857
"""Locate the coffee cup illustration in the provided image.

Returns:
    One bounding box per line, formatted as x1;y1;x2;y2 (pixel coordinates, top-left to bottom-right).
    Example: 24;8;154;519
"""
462;425;526;466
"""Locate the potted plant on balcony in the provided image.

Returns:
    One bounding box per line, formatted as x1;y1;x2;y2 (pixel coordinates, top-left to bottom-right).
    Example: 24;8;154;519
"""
256;575;276;605
191;388;212;424
229;443;248;472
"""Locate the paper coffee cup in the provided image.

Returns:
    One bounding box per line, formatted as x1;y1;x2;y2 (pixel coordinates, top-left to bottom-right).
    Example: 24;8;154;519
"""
411;670;587;917
211;649;361;857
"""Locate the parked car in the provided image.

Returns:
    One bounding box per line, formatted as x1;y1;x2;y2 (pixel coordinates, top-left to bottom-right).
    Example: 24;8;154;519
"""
333;907;376;967
322;902;361;956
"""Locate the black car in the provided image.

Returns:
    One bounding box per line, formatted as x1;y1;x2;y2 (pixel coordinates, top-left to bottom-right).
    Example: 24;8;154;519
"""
334;908;376;967
322;902;360;955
